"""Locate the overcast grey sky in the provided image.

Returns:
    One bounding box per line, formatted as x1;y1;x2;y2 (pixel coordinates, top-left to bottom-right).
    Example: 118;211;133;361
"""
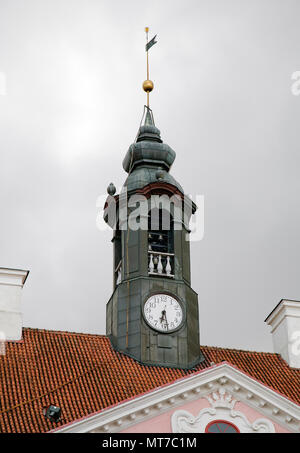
0;0;300;352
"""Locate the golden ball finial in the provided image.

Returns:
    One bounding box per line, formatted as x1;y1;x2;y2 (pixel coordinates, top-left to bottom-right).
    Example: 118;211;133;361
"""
145;27;149;33
143;79;154;93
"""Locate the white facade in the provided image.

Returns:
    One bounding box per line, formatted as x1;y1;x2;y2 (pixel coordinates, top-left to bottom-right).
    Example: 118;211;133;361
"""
0;267;29;341
265;299;300;369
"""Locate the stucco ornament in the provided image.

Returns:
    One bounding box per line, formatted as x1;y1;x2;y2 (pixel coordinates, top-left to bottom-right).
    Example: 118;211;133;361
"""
171;388;275;433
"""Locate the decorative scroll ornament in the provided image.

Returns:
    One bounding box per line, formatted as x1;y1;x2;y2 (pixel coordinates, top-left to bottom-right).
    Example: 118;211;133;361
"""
171;388;275;433
207;388;237;410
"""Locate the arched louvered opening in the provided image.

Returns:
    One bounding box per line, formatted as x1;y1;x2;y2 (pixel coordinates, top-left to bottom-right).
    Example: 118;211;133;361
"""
148;208;174;277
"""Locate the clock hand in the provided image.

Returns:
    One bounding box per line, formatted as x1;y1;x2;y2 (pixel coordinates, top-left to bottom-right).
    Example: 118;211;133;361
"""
159;309;169;330
164;314;169;331
164;306;169;327
159;310;165;323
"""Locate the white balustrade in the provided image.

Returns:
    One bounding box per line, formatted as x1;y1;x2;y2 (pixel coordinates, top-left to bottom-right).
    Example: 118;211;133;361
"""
157;254;163;274
148;251;174;278
166;255;172;276
149;254;154;273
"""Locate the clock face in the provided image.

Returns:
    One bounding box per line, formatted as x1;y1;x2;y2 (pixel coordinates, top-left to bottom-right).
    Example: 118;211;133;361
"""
143;294;183;333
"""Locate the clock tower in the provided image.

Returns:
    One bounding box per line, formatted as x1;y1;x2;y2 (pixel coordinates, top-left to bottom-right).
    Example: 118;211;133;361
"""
104;30;204;369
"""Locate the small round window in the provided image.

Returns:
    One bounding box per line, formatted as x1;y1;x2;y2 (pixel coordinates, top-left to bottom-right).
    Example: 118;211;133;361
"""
205;420;239;433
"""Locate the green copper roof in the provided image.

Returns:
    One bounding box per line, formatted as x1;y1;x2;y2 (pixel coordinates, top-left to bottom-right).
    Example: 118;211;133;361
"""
122;108;183;194
124;165;183;193
144;107;154;126
123;140;175;173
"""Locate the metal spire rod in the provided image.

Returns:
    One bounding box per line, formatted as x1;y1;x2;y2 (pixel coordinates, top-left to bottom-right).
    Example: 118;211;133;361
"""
145;27;150;107
143;27;156;108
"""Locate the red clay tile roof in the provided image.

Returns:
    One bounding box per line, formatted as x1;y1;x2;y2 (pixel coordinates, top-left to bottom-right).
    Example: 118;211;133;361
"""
0;327;299;433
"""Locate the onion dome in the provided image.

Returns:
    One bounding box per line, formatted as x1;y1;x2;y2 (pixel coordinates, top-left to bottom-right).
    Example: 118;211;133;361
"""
122;107;183;193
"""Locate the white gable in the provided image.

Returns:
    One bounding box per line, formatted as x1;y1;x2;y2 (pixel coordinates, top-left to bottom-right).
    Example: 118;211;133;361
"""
54;363;300;433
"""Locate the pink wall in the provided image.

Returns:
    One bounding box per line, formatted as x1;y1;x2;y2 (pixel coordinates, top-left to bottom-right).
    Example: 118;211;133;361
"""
121;397;290;433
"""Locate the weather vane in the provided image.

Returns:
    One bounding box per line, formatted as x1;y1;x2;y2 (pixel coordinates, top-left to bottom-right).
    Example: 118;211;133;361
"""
143;27;157;108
